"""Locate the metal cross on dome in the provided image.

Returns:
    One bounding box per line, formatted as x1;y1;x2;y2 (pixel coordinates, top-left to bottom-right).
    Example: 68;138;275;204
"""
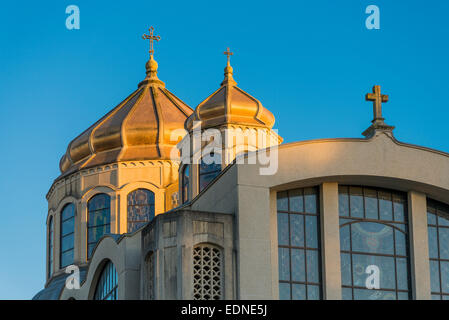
142;26;161;56
224;47;233;64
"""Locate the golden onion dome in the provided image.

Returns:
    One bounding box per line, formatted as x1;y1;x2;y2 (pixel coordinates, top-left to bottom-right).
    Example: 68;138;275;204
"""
185;50;275;131
59;55;193;176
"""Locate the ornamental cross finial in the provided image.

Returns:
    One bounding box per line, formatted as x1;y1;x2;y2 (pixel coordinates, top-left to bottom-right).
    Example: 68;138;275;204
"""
365;85;389;122
224;47;233;64
142;26;161;56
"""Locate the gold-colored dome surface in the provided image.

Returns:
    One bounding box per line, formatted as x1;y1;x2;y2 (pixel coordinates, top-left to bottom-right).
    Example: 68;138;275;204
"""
185;53;275;131
59;56;193;176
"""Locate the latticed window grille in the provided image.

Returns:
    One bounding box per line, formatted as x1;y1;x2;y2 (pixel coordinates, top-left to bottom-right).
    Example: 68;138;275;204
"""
146;252;155;300
193;244;223;300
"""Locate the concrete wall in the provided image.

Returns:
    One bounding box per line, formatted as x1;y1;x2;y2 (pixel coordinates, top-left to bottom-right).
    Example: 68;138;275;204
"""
192;132;449;299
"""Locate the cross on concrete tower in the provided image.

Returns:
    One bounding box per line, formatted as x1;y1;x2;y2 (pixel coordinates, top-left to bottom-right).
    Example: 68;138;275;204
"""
365;85;389;123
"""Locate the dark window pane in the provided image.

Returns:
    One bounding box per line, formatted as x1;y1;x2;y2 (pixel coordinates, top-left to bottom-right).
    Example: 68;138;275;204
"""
396;258;409;291
62;217;75;236
339;188;349;217
199;158;221;192
279;283;290;300
364;189;378;220
62;204;75;220
277;192;288;211
395;229;407;257
340;225;351;251
341;253;352;286
393;199;405;222
304;188;317;214
305;216;318;249
428;227;438;259
289;214;304;247
277;213;289;246
427;212;437;225
349;187;363;218
342;287;352;300
61;233;74;252
291;284;306;300
278;248;290;281
441;261;449;294
61;250;74;268
379;192;393;221
439;228;449;260
291;249;305;282
307;285;320;300
430;260;441;293
306;250;320;283
397;292;410;300
289;189;303;213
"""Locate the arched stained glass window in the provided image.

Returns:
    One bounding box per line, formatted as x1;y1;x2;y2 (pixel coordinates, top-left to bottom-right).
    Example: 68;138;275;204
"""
181;165;190;204
193;244;223;300
48;216;54;278
87;194;111;257
339;186;411;300
199;154;221;193
60;203;75;268
94;260;118;300
127;189;155;233
427;199;449;300
277;187;322;300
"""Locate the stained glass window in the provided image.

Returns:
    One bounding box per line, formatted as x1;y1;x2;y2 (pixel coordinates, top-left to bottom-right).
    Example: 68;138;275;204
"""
48;216;54;278
339;186;411;300
182;165;190;204
127;189;155;233
94;260;118;300
427;199;449;300
60;203;75;268
199;154;221;193
87;194;111;258
277;187;322;300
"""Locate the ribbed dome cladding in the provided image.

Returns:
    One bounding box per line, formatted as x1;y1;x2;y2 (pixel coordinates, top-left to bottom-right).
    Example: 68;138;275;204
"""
59;84;192;175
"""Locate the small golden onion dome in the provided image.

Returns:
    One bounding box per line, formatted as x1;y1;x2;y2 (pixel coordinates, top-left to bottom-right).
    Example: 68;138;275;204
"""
59;56;193;176
185;56;275;131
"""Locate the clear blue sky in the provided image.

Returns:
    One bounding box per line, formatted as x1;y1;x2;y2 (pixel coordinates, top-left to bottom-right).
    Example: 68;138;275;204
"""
0;0;448;299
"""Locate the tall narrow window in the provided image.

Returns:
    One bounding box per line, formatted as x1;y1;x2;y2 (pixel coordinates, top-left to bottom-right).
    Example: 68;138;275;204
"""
87;194;111;257
277;187;322;300
60;203;75;268
48;216;54;278
181;165;190;204
339;186;411;300
193;244;223;300
94;260;118;300
127;189;155;233
199;154;221;193
146;252;155;300
427;199;449;300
